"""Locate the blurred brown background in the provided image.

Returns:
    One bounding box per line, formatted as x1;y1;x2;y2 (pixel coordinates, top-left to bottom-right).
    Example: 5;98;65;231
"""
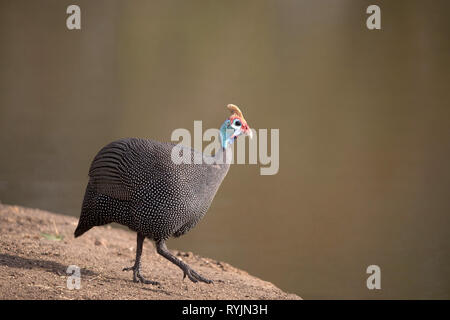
1;0;449;299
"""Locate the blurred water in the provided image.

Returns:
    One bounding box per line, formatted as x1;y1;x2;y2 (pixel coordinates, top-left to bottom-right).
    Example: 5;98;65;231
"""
1;0;450;298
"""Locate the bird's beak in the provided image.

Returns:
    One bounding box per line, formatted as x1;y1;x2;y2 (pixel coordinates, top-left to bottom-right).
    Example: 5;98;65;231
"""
247;128;253;139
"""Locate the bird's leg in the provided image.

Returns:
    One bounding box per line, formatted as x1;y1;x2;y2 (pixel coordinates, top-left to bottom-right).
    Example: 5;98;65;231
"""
155;240;213;284
123;233;159;285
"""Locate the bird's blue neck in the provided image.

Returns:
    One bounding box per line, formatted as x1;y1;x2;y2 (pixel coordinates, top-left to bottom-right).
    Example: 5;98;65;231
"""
216;120;234;165
220;120;234;150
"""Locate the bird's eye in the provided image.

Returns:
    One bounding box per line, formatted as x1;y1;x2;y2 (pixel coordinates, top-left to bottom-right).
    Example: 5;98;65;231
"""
234;120;241;126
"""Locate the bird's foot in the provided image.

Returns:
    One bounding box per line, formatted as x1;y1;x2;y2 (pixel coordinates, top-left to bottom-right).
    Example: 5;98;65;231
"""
122;265;160;285
182;266;213;284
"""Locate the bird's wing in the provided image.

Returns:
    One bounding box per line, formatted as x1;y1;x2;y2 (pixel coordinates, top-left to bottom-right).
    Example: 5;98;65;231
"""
88;138;136;200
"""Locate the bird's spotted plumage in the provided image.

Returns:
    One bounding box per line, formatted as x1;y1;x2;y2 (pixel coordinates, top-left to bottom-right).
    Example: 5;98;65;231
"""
76;138;229;240
74;105;251;284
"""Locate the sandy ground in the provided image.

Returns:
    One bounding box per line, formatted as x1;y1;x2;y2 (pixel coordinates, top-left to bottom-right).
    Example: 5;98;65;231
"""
0;204;300;300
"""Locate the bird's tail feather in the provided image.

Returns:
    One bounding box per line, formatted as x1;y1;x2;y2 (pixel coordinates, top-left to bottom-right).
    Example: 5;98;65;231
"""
74;181;97;238
74;223;92;238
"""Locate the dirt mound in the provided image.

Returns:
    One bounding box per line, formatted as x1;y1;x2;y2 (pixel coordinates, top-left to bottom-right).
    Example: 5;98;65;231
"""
0;204;300;300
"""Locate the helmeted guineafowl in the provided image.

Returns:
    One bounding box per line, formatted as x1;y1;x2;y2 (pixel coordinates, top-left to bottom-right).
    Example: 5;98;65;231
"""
74;104;252;284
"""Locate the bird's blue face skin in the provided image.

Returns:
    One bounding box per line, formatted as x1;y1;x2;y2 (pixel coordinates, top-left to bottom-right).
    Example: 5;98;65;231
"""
220;117;249;149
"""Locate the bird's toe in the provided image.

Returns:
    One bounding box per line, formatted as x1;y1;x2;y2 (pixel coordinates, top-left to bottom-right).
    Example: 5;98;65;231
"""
183;267;211;284
122;265;136;272
139;277;160;286
191;270;213;284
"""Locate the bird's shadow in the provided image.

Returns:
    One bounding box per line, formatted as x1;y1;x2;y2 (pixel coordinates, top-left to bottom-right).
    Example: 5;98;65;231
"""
140;285;174;296
0;253;179;296
0;253;97;277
